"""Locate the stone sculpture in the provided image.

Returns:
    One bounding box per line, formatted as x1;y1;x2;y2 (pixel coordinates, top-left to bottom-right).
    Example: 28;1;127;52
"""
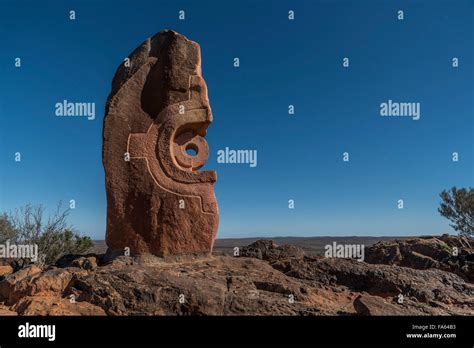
103;30;218;256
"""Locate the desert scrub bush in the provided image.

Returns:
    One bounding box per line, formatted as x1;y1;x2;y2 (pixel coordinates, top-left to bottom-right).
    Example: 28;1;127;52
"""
439;242;453;254
439;187;474;238
0;203;93;267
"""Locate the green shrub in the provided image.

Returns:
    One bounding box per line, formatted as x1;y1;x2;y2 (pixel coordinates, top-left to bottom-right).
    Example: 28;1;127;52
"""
0;203;93;267
439;187;474;238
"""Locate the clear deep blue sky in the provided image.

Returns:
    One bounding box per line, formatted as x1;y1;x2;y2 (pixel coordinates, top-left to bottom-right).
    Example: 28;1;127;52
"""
0;0;473;239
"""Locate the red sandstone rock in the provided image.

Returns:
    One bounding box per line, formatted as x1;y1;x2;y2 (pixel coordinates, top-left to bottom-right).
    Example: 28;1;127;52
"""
0;265;14;277
365;234;474;282
0;265;42;304
0;304;17;316
14;296;106;316
0;239;473;316
103;30;218;256
353;294;420;316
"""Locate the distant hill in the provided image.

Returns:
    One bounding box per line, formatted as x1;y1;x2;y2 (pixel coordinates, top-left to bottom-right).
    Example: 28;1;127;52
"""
92;236;412;256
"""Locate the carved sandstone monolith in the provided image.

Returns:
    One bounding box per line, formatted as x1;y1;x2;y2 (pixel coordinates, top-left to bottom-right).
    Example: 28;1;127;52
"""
103;30;218;256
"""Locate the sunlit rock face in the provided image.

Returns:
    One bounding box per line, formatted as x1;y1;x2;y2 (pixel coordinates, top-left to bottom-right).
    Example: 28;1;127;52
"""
103;30;218;257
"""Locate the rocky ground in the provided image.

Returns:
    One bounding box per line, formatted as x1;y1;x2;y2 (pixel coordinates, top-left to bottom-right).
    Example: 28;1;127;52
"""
0;235;472;316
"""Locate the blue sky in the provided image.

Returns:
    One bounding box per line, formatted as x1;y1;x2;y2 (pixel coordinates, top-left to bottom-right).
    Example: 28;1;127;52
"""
0;0;472;239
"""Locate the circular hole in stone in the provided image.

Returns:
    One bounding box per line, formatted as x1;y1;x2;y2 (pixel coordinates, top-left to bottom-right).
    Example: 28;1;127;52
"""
185;143;198;157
